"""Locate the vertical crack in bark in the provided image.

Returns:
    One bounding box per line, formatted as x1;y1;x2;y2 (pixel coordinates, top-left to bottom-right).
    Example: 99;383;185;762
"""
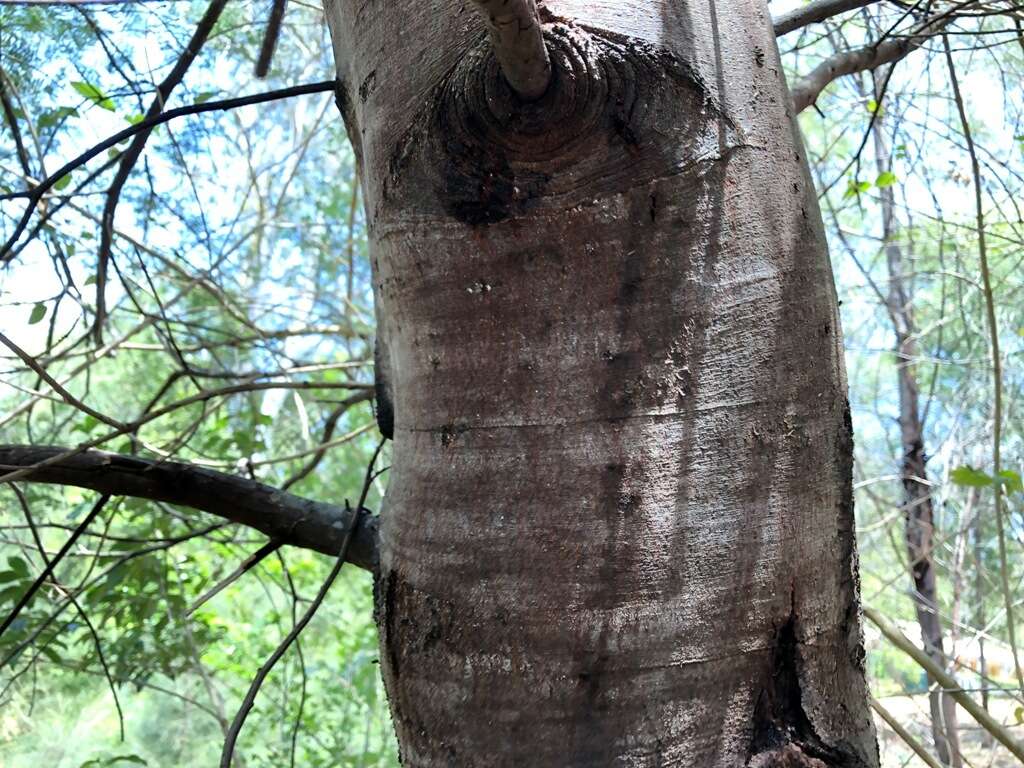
748;603;863;768
374;336;395;439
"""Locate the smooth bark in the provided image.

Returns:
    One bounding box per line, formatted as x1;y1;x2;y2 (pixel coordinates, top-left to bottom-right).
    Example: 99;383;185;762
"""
773;0;879;37
326;1;879;764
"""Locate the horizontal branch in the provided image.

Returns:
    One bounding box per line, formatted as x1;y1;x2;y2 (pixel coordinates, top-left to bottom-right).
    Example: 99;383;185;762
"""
470;0;551;101
0;445;378;572
773;0;881;36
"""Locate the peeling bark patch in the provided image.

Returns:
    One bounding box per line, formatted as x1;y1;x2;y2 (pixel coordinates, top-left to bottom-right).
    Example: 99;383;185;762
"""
379;569;401;680
837;400;868;674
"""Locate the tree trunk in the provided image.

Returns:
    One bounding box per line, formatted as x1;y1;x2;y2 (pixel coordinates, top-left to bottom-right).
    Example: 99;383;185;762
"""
870;112;961;768
324;2;879;764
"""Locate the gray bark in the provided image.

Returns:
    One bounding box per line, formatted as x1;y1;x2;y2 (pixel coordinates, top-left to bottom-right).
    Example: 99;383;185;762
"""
325;1;879;764
773;0;879;37
469;0;551;100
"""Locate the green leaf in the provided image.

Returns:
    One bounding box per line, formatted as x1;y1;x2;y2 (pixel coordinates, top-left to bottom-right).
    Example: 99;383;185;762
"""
71;80;115;111
54;172;72;191
866;99;883;115
37;106;78;129
875;171;898;189
843;179;872;199
194;91;217;104
8;556;29;578
125;113;145;125
72;414;101;435
28;302;47;324
950;466;992;488
998;470;1023;495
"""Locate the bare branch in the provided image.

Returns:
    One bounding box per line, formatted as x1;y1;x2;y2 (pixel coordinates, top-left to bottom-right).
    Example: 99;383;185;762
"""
470;0;551;101
0;81;338;262
865;607;1024;763
0;331;127;431
869;697;944;768
255;0;288;78
0;445;379;572
0;494;111;640
186;539;283;617
93;0;228;343
942;32;1024;696
790;18;949;114
219;439;385;768
774;0;881;37
0;67;32;177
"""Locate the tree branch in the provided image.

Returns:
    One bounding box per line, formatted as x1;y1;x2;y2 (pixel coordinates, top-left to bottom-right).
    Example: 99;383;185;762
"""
219;438;384;768
0;80;338;262
470;0;551;101
773;0;881;37
93;0;227;344
0;494;110;640
865;607;1024;763
0;445;379;572
790;17;949;114
255;0;287;78
0;67;32;178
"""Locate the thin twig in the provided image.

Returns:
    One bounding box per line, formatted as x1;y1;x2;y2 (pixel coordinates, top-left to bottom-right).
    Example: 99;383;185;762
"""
219;438;386;768
0;332;127;430
870;696;944;768
186;539;283;617
93;0;229;343
10;485;125;740
0;80;338;261
941;33;1023;696
865;607;1024;762
0;494;111;640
